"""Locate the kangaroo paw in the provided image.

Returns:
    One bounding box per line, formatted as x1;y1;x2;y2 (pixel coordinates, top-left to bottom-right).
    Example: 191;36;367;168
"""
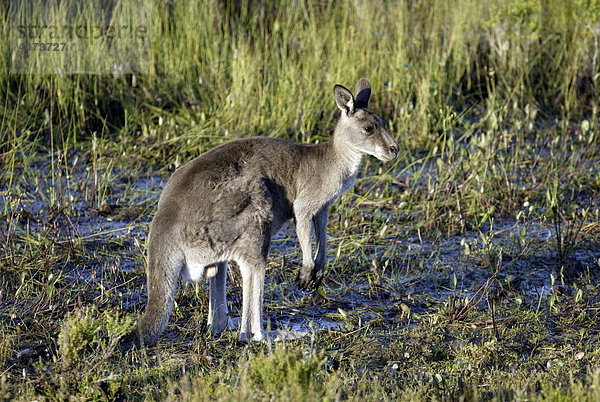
296;265;323;290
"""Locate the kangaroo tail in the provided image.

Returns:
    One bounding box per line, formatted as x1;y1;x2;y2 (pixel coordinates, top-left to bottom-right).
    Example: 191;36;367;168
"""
135;236;182;347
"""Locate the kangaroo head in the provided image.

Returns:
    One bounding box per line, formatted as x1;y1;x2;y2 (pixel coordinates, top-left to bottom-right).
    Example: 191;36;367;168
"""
333;78;398;162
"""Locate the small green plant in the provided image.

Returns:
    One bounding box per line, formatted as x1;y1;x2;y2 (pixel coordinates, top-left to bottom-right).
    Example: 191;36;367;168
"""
58;306;134;369
546;177;591;270
242;346;327;399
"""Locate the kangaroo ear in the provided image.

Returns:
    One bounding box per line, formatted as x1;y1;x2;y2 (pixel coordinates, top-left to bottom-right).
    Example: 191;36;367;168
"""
334;84;355;115
354;78;371;108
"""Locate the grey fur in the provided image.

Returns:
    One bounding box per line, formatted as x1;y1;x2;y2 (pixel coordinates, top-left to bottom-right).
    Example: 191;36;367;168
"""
135;79;398;346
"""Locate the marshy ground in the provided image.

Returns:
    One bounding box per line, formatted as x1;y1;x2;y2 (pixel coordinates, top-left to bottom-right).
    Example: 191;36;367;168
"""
2;145;599;400
2;0;600;400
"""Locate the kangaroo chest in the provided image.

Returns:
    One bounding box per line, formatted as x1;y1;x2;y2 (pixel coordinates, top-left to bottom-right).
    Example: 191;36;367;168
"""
326;171;357;206
339;172;357;196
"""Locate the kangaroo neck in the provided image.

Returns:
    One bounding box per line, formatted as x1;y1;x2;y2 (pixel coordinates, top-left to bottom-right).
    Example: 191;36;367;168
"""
331;122;363;177
333;143;361;177
294;124;362;196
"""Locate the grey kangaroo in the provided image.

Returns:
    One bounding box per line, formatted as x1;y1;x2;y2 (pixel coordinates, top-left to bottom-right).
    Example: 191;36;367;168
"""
135;78;398;345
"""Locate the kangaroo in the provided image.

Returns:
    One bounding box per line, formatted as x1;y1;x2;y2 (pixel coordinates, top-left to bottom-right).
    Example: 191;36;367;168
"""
134;78;398;346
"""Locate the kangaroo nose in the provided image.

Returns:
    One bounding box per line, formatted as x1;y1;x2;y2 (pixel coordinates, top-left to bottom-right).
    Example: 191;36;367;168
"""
389;145;398;156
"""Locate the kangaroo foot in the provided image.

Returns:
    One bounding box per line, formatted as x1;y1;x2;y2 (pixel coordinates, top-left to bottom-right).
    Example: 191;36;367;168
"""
296;265;323;290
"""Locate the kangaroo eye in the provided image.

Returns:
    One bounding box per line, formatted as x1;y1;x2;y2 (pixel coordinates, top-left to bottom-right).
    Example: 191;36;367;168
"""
365;125;375;133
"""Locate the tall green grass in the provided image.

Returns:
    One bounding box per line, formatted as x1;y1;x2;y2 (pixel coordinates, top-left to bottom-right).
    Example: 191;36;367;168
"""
2;0;598;152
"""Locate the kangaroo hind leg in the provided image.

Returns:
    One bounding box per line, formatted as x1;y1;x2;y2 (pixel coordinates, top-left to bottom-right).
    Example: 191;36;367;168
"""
208;261;229;333
237;256;266;342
